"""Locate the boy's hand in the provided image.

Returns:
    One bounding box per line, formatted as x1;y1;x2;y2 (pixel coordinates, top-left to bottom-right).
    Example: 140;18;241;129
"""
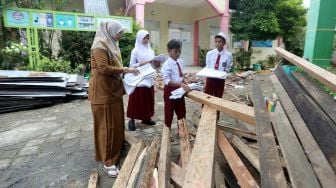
180;83;190;92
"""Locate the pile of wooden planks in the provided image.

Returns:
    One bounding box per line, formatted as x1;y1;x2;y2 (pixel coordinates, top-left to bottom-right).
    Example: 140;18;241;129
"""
0;70;87;113
111;47;336;187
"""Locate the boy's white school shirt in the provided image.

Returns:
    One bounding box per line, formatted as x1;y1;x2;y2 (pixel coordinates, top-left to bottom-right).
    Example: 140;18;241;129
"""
161;57;184;86
206;48;233;73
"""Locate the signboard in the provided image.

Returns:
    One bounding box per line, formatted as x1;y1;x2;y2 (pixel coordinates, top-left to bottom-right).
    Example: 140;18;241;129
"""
251;40;273;48
3;8;133;33
77;15;95;30
97;17;132;32
55;14;75;29
5;9;30;27
32;12;54;28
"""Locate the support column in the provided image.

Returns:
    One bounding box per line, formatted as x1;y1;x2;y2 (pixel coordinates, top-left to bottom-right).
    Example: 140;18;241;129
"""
135;2;145;27
193;21;199;66
220;0;230;34
303;0;336;67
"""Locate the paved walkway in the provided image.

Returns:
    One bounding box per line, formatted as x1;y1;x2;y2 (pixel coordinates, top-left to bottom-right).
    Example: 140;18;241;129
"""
0;67;205;188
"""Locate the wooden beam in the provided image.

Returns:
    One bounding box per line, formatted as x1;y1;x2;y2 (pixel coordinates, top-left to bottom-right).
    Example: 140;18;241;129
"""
126;147;148;188
252;78;287;188
270;102;321;188
87;169;98;188
231;135;260;172
275;66;336;171
113;141;145;188
218;125;257;141
171;162;186;187
125;131;139;145
137;137;160;188
292;71;336;124
158;126;171;188
186;90;256;125
275;47;336;91
183;105;217;188
270;75;336;187
218;130;259;188
178;118;191;168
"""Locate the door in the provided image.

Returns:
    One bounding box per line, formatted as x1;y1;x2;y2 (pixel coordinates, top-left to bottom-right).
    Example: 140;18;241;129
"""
168;23;193;66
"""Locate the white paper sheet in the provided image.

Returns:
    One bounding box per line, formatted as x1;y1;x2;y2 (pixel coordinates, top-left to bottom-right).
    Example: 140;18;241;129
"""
196;67;228;79
151;54;167;63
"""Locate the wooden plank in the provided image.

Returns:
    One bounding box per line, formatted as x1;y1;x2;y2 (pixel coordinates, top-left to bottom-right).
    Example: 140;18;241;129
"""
292;71;336;124
270;74;336;187
171;162;186;187
178;118;191;168
218;130;259;188
252;78;287;188
126;147;148;188
186;90;256;125
231;135;260;172
218;125;257;141
275;47;336;91
275;66;336;171
113;141;145;188
215;145;240;188
158;126;171;188
270;102;321;188
87;169;98;188
183;105;217;188
125;131;139;145
137;137;160;188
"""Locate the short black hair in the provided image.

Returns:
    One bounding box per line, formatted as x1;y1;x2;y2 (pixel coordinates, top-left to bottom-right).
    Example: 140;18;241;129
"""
167;39;182;50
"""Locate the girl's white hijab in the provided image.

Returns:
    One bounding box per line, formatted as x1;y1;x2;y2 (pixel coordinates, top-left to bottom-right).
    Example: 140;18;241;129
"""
91;20;125;68
134;30;154;62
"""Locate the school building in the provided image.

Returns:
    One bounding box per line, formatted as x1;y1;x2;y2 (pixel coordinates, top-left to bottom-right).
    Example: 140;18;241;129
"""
54;0;281;66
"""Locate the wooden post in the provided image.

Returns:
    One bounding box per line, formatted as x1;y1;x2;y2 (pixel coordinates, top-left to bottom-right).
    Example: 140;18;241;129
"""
158;126;171;188
218;131;259;188
113;141;145;188
252;78;287;188
183;105;217;188
186;91;256;125
231;135;260;172
178;118;191;168
270;75;336;187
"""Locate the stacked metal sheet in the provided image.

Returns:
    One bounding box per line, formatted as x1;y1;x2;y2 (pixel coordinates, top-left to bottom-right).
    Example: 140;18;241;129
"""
0;70;88;113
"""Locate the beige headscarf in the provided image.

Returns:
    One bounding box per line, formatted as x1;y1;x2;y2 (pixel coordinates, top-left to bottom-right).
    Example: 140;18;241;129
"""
91;20;125;68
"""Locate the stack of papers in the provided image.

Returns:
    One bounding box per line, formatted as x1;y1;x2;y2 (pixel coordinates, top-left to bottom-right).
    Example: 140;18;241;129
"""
196;67;228;79
123;63;157;95
169;82;203;99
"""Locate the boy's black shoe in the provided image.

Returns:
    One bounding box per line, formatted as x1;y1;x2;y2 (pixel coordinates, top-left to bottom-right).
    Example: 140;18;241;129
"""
142;120;156;126
128;119;136;131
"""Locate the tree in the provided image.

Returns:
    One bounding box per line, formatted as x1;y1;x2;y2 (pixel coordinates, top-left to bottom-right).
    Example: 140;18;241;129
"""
276;0;307;56
230;0;281;42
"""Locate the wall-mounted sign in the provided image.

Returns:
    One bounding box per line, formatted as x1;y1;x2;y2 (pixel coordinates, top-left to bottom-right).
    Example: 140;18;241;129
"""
55;14;75;29
3;8;133;33
32;12;54;28
77;15;95;30
97;17;132;32
5;10;30;27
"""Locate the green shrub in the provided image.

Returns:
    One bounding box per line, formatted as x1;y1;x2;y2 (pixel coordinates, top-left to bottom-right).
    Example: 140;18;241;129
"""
233;48;253;70
1;41;29;69
198;47;209;67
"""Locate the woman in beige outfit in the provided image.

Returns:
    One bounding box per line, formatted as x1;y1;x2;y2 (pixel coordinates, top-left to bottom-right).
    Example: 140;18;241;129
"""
89;20;138;177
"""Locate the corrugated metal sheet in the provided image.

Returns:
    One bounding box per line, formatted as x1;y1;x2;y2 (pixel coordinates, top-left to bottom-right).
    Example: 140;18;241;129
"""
84;0;110;16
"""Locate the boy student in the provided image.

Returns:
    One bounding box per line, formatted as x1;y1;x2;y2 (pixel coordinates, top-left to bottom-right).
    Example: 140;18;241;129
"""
204;32;233;98
161;39;190;141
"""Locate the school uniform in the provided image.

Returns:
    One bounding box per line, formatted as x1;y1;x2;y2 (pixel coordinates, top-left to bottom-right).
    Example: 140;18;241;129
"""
161;57;186;128
204;48;233;97
126;31;155;121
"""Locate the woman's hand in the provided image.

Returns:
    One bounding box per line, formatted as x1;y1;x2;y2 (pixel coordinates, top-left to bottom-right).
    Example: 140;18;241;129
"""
125;67;140;75
180;83;190;92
